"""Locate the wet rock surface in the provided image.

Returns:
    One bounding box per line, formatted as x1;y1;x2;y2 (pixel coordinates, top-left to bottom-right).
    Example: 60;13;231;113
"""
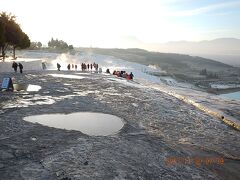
0;70;239;180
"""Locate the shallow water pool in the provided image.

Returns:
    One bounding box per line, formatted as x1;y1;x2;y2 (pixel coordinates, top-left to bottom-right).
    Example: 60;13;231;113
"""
13;84;41;92
219;91;240;100
49;74;85;79
23;112;124;136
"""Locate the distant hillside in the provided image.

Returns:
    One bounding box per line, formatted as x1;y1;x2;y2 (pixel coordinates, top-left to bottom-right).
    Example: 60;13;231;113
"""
154;38;240;67
80;47;232;70
161;38;240;55
103;37;240;67
79;47;239;82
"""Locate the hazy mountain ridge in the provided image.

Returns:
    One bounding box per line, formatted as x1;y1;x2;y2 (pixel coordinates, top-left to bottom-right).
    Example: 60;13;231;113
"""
162;38;240;55
81;47;233;70
116;37;240;66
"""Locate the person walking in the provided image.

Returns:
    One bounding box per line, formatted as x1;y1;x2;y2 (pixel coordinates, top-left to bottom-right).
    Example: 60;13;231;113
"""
67;64;71;70
12;61;18;72
57;63;61;71
95;64;98;71
81;63;84;71
18;63;23;73
42;62;47;70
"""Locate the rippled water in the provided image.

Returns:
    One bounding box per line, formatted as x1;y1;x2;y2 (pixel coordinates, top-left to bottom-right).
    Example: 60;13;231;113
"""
23;112;124;136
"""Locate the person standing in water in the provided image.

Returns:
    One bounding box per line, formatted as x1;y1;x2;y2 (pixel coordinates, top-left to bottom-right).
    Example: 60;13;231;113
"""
18;63;23;73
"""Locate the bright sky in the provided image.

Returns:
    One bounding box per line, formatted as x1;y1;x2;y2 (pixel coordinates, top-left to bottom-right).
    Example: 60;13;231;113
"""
1;0;240;48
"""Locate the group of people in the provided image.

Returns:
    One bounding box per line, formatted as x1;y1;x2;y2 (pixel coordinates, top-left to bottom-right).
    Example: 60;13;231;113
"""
111;70;134;80
56;63;134;80
67;64;78;71
61;62;100;72
12;61;24;73
80;63;99;71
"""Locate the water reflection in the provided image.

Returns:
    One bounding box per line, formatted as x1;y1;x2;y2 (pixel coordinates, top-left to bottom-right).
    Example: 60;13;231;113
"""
24;112;124;136
13;84;41;92
220;91;240;100
49;74;85;79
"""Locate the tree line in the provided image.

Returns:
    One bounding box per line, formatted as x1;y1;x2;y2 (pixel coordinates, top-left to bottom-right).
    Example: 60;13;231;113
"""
29;39;74;51
29;38;74;51
0;12;30;61
48;38;73;50
200;68;219;79
0;12;74;61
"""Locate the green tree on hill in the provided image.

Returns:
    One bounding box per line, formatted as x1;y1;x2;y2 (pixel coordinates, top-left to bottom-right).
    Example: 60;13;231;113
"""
0;12;30;61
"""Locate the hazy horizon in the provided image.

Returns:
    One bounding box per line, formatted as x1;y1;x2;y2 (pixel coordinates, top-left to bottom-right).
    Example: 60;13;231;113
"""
1;0;240;66
1;0;240;48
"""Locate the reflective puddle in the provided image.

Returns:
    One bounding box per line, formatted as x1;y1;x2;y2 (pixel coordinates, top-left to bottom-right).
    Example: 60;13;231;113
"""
23;112;124;136
49;74;85;79
13;84;41;92
219;91;240;100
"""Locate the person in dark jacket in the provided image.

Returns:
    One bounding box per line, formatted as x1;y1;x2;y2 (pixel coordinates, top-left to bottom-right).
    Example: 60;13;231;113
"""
129;72;134;80
106;69;110;74
42;62;47;70
57;63;61;71
12;61;18;72
18;63;23;73
67;64;71;70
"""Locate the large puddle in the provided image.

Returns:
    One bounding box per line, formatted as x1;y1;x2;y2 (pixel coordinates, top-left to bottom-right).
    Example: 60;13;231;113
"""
49;74;85;79
23;112;124;136
13;84;41;92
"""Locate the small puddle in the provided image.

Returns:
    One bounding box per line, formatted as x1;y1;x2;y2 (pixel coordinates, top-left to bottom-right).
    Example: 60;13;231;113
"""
219;91;240;100
13;84;41;92
49;74;85;79
23;112;124;136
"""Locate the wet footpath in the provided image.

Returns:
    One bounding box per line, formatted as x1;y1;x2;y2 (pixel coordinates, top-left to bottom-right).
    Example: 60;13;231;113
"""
0;70;239;180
